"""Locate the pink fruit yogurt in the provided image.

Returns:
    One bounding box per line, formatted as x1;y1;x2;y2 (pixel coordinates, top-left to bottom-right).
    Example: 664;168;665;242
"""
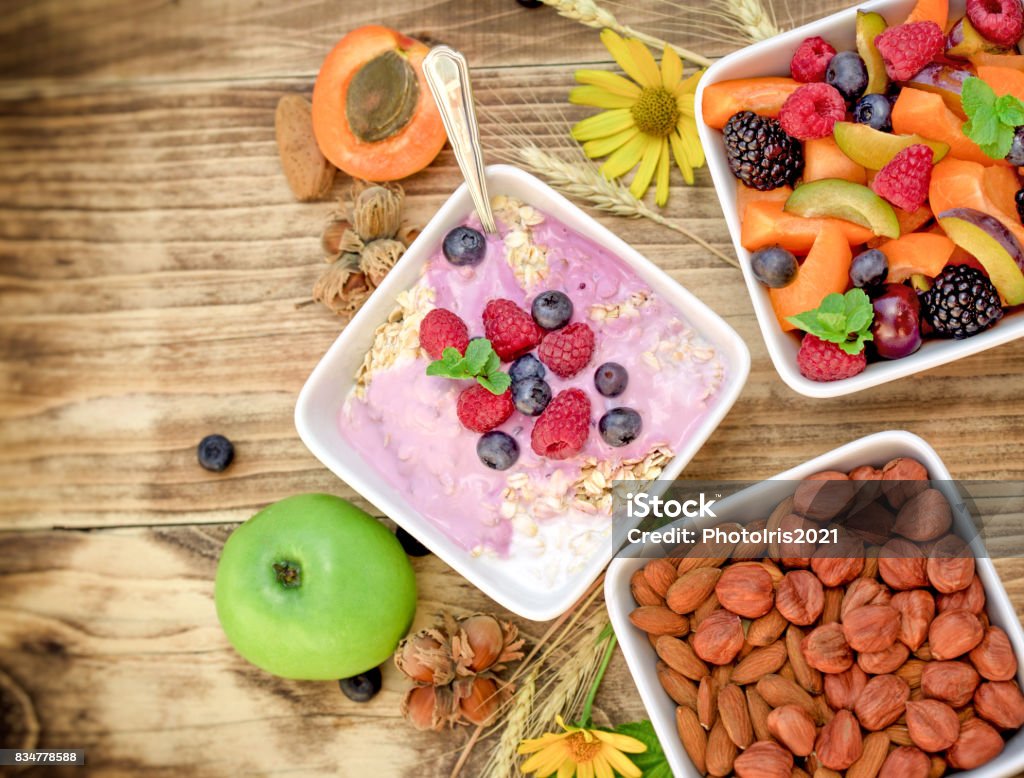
340;200;728;558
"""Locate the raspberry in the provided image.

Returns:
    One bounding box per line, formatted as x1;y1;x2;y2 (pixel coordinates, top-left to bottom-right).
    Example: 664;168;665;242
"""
456;384;514;433
778;83;846;140
530;388;591;460
790;36;837;82
538;322;595;378
967;0;1024;47
874;22;945;81
871;144;933;212
419;308;469;360
796;334;867;382
482;299;543;361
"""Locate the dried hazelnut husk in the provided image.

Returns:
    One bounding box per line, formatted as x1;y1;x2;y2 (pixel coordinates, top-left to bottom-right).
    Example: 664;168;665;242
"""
352;182;404;241
312;256;372;319
448;613;524;675
321;218;362;259
359;238;406;287
394;629;455;685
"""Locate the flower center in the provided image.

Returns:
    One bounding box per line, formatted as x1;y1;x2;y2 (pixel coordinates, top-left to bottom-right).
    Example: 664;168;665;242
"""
566;732;603;762
631;87;679;137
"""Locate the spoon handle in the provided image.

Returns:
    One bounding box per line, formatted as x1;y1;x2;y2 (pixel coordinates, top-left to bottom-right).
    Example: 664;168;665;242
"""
422;46;497;234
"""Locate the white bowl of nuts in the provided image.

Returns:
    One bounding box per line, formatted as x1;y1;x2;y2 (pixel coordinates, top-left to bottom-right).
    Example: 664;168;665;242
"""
606;430;1024;777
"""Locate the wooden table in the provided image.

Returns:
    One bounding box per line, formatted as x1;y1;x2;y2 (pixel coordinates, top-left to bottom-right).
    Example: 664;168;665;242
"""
2;1;1022;774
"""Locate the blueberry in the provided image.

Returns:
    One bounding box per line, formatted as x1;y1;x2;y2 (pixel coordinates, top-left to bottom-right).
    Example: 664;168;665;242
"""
853;93;892;132
339;666;382;703
826;52;868;103
396;526;432;557
442;226;486;266
850;249;889;288
509;353;545;383
516;0;544;5
531;290;573;330
1006;127;1024;167
594;362;628;397
750;246;799;288
599;408;642;447
197;434;234;472
476;431;520;470
511;377;552;416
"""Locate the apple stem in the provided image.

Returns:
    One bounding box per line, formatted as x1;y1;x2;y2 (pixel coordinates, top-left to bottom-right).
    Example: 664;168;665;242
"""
273;561;302;588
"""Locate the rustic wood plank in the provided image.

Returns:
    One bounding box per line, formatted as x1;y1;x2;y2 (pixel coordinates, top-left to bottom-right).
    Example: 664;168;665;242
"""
0;0;848;84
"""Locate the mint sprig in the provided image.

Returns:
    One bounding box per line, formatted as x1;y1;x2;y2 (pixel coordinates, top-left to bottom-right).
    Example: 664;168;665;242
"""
425;339;511;395
786;289;874;355
961;77;1024;161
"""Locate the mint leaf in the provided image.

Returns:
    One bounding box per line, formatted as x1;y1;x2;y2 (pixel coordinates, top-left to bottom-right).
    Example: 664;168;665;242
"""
609;720;671;778
786;288;874;355
425;338;510;395
478;371;511;395
484;350;500;376
962;77;1023;161
463;338;490;374
980;124;1015;161
995;94;1024;128
962;77;996;120
426;361;451;377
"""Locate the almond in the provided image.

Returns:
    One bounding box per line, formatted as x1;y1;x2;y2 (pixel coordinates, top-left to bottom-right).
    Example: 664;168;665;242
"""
921;660;980;707
630;569;664;607
879;746;931;778
275;95;335;202
733;740;793;778
645;558;680;598
693;609;745;665
927;755;946;778
843;604;900;653
715;564;774;618
891;589;934;651
747;608;789;646
698;675;719;730
656;661;698;709
893;488;951;542
766;495;795;559
767;704;816;756
730;640;787;685
705;718;738;777
666;567;721;614
854;674;910;731
756;674;819;722
817;708;863;770
847;731;890;778
841;578;891;619
802;623;854;674
878;538;929;590
903;699;960;752
691;591;721;629
969;625;1018;681
974;680;1024;730
925;535;975;594
776;570;825;625
936;574;985;614
628;605;689;637
880;457;929;510
654;635;708;680
885;725;914;747
786;624;822;694
745;686;773;742
711;662;732;687
718;683;753;749
947;717;1004;770
794;471;855;521
929;609;984;659
895;658;927;689
825;665;868;711
822;586;844;624
675;704;707;774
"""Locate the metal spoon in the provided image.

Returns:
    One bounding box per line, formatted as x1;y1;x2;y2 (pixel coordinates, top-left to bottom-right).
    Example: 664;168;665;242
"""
422;46;497;234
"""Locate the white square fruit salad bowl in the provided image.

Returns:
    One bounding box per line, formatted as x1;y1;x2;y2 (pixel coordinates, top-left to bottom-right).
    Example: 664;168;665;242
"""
606;430;1024;777
696;0;1024;398
295;165;749;621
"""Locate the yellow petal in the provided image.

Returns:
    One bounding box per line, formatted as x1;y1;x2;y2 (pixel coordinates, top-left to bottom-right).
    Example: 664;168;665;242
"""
574;69;642;98
655;137;671;206
600;29;652;88
569;85;637;110
556;761;576;778
673;68;704;96
625;38;662;88
592;754;614;778
660;45;683;90
629;137;662;200
669;130;695;185
577;761;594;778
571;108;635;142
583;127;640;159
522;745;569;777
601;746;644;778
678;124;705;168
519;733;568;755
591;730;648;754
677;92;695;118
600;132;648;179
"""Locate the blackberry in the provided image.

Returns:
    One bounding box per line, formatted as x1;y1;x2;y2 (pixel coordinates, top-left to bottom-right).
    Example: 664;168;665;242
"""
923;265;1004;339
722;111;804;191
1016;188;1024;225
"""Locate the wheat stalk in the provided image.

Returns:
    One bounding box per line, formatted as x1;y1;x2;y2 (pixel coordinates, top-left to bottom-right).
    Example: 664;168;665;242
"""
481;670;536;778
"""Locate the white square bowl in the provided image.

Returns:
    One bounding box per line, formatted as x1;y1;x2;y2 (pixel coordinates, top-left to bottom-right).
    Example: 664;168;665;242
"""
606;429;1024;777
295;164;750;621
695;0;1024;398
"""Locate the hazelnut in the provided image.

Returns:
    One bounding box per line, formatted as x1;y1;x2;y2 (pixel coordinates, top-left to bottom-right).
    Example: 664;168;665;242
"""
794;471;855;521
810;535;865;587
920;660;980;708
974;680;1024;730
878;538;929;590
925;535;975;594
402;684;455;731
881;457;929;509
844;501;896;546
693;609;744;665
849;465;882;481
825;665;868;710
969;625;1018;681
458;675;502;725
395;631;454;684
715;564;774;618
816;709;863;770
733;740;793;778
892;488;952;542
947;717;1004;770
879;746;931;778
843;604;901;653
858;641;910;675
905;699;960;752
854;674;910;730
891;589;935;651
767;704;816;756
937;574;986;614
841;577;891;619
802;623;853;674
777;513;816;567
929;609;984;660
775;570;825;625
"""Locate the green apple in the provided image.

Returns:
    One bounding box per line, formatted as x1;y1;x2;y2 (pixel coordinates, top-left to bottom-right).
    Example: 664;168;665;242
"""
785;179;901;238
215;493;417;680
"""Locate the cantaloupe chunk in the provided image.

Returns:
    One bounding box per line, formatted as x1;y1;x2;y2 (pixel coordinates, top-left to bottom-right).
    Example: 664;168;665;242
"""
930;157;1024;247
879;233;956;282
741;200;875;253
970;53;1024;72
804;137;868;185
736;183;792;216
770;225;853;331
976;66;1024;103
701;77;802;129
905;0;948;31
891;88;1002;167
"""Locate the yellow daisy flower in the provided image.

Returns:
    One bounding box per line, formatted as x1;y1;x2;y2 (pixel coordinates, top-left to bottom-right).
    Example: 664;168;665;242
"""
570;29;706;207
517;715;646;778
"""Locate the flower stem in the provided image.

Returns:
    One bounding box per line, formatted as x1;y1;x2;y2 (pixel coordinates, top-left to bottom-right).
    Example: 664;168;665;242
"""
579;625;617;727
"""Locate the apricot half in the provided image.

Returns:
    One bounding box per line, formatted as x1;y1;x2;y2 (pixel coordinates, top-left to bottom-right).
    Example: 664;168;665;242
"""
312;26;446;181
